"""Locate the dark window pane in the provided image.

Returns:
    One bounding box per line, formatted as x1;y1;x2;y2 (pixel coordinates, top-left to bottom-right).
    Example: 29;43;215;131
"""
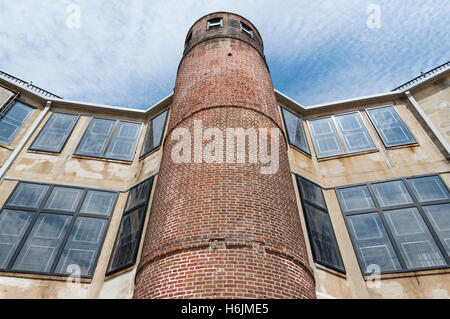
424;204;450;257
44;187;84;212
0;210;34;268
12;214;71;273
30;113;79;153
297;177;327;210
125;179;153;211
335;113;375;153
308;118;344;158
280;107;310;154
108;207;146;273
367;107;416;147
105;121;141;161
372;180;413;207
384;208;446;269
304;204;345;271
80;191;116;217
76;118;115;157
337;185;376;212
407;176;450;202
0;101;33;144
7;183;49;208
347;213;402;274
141;110;168;156
55;217;107;277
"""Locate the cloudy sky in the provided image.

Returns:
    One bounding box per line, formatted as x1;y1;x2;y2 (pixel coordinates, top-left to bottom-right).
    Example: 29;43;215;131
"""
0;0;448;109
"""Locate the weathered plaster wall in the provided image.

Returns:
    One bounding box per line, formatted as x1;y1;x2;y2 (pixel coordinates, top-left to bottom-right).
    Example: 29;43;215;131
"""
0;86;14;108
413;74;450;144
282;92;450;299
0;97;167;298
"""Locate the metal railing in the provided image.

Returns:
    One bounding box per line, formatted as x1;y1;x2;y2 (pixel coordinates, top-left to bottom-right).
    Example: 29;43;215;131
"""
392;60;450;92
0;71;62;99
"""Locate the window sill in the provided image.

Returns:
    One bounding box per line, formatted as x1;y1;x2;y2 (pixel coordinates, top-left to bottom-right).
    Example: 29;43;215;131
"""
139;146;162;161
0;271;92;283
363;266;450;281
27;149;60;156
71;154;133;165
104;265;136;281
385;143;420;151
0;142;13;151
315;263;347;279
289;144;311;158
317;148;379;162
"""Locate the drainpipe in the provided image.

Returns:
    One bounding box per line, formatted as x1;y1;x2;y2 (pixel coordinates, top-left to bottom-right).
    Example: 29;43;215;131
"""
0;101;52;181
405;91;450;159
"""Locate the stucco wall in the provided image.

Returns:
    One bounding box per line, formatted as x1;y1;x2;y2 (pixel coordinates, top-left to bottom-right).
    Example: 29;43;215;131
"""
413;74;450;144
282;93;450;299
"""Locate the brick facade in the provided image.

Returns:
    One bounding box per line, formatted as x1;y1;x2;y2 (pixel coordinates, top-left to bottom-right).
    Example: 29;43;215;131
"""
134;12;316;299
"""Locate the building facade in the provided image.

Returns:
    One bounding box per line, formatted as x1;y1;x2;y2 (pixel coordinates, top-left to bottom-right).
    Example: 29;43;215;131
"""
0;12;449;299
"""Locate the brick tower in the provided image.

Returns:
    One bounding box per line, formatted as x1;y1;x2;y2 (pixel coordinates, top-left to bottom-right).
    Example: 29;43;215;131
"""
134;12;316;299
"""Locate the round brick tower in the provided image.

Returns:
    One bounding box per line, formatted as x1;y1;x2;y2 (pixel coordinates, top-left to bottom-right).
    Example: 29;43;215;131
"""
134;12;316;299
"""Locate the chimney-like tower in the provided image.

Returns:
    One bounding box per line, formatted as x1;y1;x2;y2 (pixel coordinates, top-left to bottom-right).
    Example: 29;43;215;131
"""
134;12;316;299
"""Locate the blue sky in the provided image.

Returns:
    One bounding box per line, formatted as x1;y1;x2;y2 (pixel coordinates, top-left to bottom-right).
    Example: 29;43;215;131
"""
0;0;448;109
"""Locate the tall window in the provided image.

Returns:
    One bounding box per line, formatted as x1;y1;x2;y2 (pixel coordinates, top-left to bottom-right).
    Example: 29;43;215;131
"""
280;107;310;155
140;110;169;157
336;175;450;275
308;112;375;158
366;106;416;147
0;182;117;278
296;175;345;273
0;101;33;145
75;118;142;161
30;112;79;153
106;177;154;275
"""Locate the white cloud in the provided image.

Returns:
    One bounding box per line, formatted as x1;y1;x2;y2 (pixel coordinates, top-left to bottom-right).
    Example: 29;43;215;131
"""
0;0;448;107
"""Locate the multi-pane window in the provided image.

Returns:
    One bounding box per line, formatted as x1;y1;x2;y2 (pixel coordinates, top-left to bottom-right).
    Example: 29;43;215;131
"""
75;118;142;161
0;182;117;278
30;112;79;153
296;175;345;272
207;18;223;29
308;112;375;158
366;106;416;147
336;175;450;275
280;107;310;155
107;177;154;275
141;110;169;157
0;101;33;145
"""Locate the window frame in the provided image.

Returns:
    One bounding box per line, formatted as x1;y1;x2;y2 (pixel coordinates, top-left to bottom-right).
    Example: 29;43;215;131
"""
307;111;377;159
28;111;80;154
106;176;155;276
74;117;143;162
296;175;346;274
336;174;450;276
0;181;119;279
365;105;417;148
140;109;169;158
0;99;35;146
280;106;311;156
207;18;223;30
240;22;254;38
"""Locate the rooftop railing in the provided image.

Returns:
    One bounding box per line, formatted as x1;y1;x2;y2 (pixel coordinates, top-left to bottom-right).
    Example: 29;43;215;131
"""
0;70;62;99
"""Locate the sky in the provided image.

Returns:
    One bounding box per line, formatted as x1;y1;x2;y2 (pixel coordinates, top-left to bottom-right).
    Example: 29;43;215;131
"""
0;0;449;109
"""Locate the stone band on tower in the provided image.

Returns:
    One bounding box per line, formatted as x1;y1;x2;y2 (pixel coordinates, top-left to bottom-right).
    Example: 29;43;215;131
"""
134;12;316;299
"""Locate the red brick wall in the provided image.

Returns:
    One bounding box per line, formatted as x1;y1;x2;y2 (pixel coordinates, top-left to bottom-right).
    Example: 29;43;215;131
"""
134;12;315;299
